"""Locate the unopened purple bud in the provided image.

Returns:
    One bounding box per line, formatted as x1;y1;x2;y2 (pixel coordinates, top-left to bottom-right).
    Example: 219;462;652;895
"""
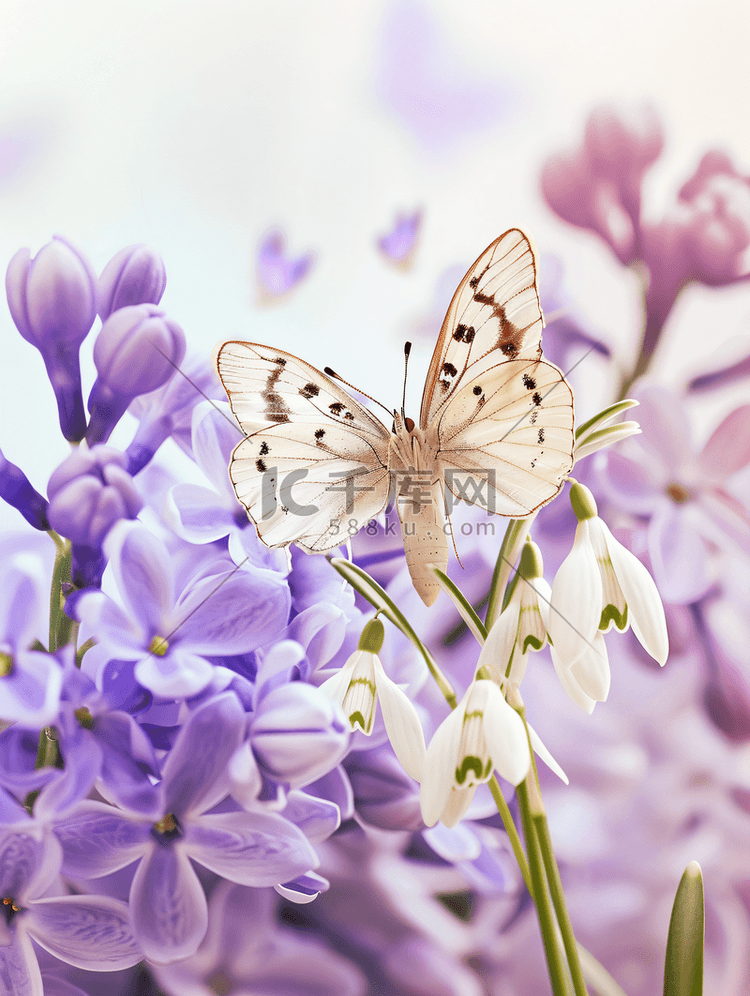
86;304;186;444
47;445;142;546
0;447;50;530
5;235;96;442
97;244;167;320
251;683;349;787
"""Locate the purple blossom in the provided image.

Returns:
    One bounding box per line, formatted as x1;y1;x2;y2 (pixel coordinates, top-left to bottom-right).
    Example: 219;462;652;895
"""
0;447;50;531
47;446;142;548
53;693;319;963
151;880;366;996
75;522;291;698
87;304;186;445
256;230;313;301
97;244;166;321
377;210;422;266
0;825;141;989
5;235;97;442
597;385;750;603
125;353;224;476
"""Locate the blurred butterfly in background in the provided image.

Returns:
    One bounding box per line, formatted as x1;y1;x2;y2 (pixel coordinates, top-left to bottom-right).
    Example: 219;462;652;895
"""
215;229;575;606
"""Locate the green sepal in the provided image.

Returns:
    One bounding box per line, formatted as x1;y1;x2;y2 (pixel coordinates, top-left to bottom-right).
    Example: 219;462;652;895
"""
664;861;704;996
570;482;598;521
518;539;543;580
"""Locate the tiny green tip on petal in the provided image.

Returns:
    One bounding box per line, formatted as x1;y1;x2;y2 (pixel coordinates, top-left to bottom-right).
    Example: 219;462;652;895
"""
475;664;493;682
519;538;544;580
570;481;598;521
358;618;385;653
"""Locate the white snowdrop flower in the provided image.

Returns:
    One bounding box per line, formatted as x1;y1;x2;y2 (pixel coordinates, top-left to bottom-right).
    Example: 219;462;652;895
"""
477;538;551;690
548;482;669;707
420;679;531;828
318;618;426;781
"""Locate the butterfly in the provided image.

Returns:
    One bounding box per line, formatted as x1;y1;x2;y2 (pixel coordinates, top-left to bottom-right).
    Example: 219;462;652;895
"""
215;229;575;606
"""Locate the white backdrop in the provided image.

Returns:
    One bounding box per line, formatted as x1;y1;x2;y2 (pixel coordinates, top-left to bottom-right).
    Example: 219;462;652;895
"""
1;0;749;527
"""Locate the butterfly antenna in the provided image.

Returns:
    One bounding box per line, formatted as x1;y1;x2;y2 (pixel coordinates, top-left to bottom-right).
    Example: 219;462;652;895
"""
323;366;393;418
401;341;412;419
443;500;464;569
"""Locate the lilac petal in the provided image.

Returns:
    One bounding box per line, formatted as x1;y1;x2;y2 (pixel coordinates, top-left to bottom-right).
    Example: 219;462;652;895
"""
307;765;355;821
281;789;341;843
0;927;42;996
165;483;237;542
162;693;245;818
599;449;664;513
0;829;58;899
173;569;290;656
0;651;63;727
191;404;241;493
135;647;214;699
106;523;174;635
27;895;142;971
256;230;313;298
75;591;146;657
130;843;207;963
274;870;329;904
32;732;101;820
286;603;347;670
633;385;693;475
94;711;160;814
183;810;317;886
39;973;90;996
53;801;150;878
647;504;713;603
700;405;750;476
0;568;45;650
697;488;750;556
229;528;291;575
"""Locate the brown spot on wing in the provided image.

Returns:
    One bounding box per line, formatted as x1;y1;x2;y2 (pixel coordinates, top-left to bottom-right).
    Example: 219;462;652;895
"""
262;361;291;424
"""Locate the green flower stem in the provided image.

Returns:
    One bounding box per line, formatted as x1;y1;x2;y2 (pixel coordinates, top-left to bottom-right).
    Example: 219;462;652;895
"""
488;774;533;896
485;518;531;629
535;812;589;996
517;777;574;996
35;726;59;769
48;532;72;652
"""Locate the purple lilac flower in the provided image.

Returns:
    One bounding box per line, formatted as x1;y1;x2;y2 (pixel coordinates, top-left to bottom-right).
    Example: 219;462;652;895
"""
75;521;291;698
53;693;319;964
377;210;422;266
0;825;141;990
541;104;663;264
0;447;50;531
86;303;186;445
125;352;224;475
597;384;750;603
256;230;313;301
165;401;290;574
97;244;166;321
0;556;63;727
47;445;142;589
152;880;366;996
5;235;97;442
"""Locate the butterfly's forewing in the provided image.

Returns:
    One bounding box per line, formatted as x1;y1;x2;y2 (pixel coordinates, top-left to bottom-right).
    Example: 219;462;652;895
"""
215;342;392;552
420;229;544;428
437;357;574;517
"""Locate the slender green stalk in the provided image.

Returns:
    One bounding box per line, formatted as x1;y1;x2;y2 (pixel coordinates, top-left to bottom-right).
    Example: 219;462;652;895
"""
35;726;59;769
48;535;72;652
488;775;532;896
517;778;574;996
485;518;530;628
535;813;589;996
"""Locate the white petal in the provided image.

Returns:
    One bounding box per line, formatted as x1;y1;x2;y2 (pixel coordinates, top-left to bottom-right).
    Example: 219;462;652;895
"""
569;631;610;702
548;521;602;667
550;646;596;714
527;722;569;784
339;651;377;735
602;521;669;665
373;659;426;782
439;785;477;829
420;703;465;828
477;602;520;684
316;668;350;707
480;683;530;787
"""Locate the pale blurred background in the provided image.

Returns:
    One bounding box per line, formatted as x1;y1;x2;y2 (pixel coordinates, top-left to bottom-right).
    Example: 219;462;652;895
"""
1;0;749;516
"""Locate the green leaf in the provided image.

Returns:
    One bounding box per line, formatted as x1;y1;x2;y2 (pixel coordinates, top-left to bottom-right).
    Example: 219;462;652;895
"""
432;568;487;643
575;399;639;441
664;861;704;996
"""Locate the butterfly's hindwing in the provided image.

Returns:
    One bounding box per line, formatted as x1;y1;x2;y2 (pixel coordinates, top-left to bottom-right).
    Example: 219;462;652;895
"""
421;230;544;426
435;359;574;517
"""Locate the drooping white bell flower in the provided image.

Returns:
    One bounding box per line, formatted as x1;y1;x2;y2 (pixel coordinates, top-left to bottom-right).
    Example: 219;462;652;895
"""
318;618;426;781
420;679;531;829
548;482;669;707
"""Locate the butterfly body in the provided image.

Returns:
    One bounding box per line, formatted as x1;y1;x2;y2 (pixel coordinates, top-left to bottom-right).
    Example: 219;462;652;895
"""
216;229;575;607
